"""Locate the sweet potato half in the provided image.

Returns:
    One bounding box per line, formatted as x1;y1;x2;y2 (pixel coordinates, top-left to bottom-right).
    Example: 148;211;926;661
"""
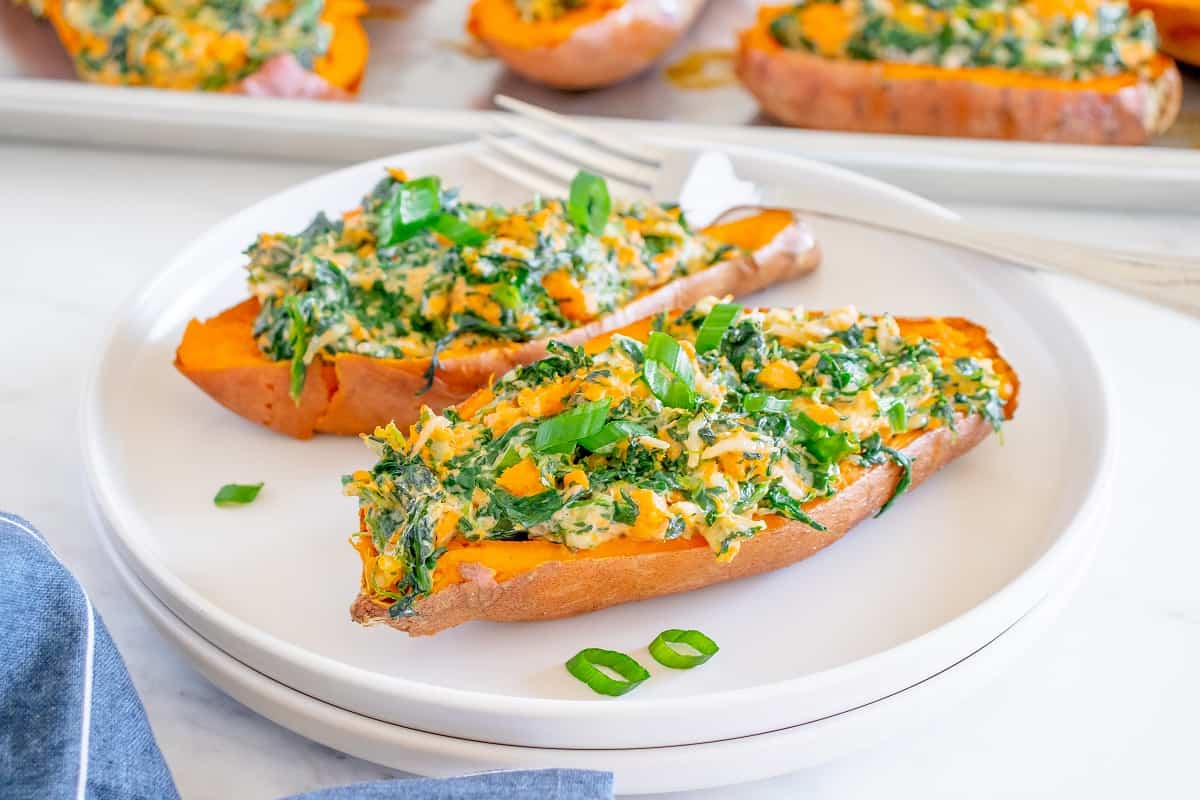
467;0;708;89
175;210;818;439
737;5;1182;144
40;0;368;97
350;314;1019;636
1132;0;1200;66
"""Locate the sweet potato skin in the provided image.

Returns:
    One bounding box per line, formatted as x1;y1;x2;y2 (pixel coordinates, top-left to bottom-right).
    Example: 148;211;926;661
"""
1132;0;1200;66
468;0;708;89
39;0;367;97
175;211;819;438
350;315;1018;636
736;19;1182;144
351;409;996;636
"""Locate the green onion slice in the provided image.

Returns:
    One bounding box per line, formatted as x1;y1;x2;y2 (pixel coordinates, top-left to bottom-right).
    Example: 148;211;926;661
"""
578;420;649;453
432;213;491;246
742;393;792;414
567;171;611;235
645;332;695;385
887;401;908;433
534;398;610;453
283;296;309;404
490;282;521;310
643;360;695;410
565;648;650;696
643;332;696;409
377;176;442;246
694;303;742;353
648;629;720;669
214;483;263;507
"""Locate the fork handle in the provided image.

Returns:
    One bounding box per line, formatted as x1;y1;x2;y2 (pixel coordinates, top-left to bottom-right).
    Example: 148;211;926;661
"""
937;221;1200;318
753;203;1200;319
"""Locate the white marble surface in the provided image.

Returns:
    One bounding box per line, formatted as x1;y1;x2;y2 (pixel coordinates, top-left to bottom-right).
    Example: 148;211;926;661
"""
2;140;1199;799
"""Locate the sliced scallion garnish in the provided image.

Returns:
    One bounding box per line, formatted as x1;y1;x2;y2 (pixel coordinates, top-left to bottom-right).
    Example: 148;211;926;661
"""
567;171;611;236
432;213;491;246
643;360;695;410
887;400;908;433
565;648;650;696
214;482;264;507
643;332;696;409
694;303;742;353
534;398;611;453
578;420;649;453
648;629;719;669
742;393;792;414
377;176;441;246
283;295;309;404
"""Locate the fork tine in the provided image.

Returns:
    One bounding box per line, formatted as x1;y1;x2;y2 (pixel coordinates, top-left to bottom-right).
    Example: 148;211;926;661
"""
494;94;667;166
473;151;570;199
494;116;657;190
483;135;651;201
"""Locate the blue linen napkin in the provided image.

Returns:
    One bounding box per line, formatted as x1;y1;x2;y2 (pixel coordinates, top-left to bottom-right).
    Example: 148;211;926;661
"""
0;513;614;800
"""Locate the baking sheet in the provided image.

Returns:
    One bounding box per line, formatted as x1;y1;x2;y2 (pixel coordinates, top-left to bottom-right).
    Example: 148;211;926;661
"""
3;0;1200;209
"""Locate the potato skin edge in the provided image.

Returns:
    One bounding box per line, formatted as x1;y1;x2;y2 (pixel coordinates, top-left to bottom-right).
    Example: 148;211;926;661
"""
468;0;708;89
351;410;998;636
174;214;819;438
736;32;1182;144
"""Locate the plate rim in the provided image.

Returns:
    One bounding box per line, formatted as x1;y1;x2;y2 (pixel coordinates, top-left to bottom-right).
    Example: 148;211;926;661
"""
93;487;1107;795
80;138;1119;736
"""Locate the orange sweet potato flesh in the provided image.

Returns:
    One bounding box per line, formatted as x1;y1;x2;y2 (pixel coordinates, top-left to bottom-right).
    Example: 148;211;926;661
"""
40;0;368;95
175;210;818;438
1132;0;1200;66
349;314;1019;636
737;4;1182;144
467;0;708;89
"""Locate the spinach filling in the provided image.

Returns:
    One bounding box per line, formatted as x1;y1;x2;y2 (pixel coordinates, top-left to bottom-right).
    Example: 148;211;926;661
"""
346;302;1012;617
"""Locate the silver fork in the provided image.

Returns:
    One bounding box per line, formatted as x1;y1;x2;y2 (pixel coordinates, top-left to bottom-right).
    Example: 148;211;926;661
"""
479;94;1200;320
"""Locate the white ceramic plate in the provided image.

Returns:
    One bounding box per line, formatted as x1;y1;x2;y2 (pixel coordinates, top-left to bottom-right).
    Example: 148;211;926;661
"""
82;140;1115;749
95;493;1105;796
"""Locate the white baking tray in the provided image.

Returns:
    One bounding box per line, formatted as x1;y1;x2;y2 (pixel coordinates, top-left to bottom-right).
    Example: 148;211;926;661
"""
2;0;1199;209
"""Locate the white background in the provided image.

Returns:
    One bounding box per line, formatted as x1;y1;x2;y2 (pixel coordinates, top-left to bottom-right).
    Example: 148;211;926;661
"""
2;140;1198;798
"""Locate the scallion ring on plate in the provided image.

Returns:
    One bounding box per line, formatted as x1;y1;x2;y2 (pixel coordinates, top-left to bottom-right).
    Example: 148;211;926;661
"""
565;648;651;696
648;629;720;669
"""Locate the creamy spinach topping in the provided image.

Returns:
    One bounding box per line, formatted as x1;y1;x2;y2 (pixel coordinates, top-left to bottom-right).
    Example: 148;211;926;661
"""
248;169;733;398
768;0;1158;80
345;300;1009;617
56;0;330;89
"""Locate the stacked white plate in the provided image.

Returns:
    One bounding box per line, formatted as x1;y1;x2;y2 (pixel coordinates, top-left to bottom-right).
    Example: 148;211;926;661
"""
83;141;1115;794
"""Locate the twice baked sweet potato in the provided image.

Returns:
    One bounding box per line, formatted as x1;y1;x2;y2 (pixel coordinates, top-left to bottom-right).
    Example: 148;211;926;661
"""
1132;0;1200;66
737;3;1182;144
467;0;708;89
35;0;368;96
347;306;1019;636
176;209;818;438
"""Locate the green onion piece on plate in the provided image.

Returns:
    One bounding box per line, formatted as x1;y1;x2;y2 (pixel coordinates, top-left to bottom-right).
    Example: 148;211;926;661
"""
214;483;264;507
534;398;611;453
742;392;792;415
567;171;611;235
648;629;720;669
694;303;742;353
565;648;651;696
887;400;908;433
432;213;491;247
